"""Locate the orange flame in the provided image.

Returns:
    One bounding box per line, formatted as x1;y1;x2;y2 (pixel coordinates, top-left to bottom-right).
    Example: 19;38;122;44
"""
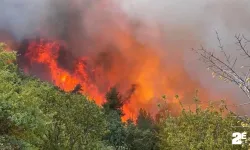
17;0;215;121
23;39;104;105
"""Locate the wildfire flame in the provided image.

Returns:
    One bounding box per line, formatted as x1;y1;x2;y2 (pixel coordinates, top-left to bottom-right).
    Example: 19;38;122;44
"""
17;34;211;121
19;39;104;104
11;0;216;121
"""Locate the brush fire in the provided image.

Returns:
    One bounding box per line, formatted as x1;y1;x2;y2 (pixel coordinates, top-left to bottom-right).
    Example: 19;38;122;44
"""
1;0;218;121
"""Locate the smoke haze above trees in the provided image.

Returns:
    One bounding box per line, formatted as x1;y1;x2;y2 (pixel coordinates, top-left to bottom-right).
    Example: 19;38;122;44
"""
0;0;250;116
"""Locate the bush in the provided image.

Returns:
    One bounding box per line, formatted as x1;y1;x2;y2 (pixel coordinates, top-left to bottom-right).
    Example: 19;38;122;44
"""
158;98;250;150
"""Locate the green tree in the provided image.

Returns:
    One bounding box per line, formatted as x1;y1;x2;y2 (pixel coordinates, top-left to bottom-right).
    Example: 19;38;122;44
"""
103;87;124;116
158;99;250;150
0;43;109;149
102;87;127;149
136;108;154;131
39;91;108;150
103;87;159;150
125;119;158;150
0;43;50;149
104;111;127;149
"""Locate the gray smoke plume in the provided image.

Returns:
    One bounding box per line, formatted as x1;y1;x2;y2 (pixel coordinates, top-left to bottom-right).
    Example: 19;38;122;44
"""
0;0;51;40
1;0;250;115
118;0;250;114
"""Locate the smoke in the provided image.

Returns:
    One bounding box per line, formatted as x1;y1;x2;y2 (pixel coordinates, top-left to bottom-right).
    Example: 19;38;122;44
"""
1;0;250;46
1;0;250;116
0;0;50;40
117;0;250;114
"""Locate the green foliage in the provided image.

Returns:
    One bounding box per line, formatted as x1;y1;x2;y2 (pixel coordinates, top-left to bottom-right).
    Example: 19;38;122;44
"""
40;92;108;150
2;44;250;149
102;87;127;149
102;88;159;150
0;43;17;71
125;120;158;150
0;45;108;149
104;111;127;149
136;108;154;131
0;44;50;149
103;87;124;116
158;99;250;150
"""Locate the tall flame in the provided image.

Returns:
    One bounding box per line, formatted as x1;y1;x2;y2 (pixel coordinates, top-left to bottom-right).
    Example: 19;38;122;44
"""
15;0;214;121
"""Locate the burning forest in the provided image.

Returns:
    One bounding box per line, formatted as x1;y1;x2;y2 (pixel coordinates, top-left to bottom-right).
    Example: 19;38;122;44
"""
16;34;209;121
2;0;250;149
12;2;210;121
0;0;247;121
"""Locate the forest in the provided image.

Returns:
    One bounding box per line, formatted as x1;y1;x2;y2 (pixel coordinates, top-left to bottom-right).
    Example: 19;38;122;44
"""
1;43;250;150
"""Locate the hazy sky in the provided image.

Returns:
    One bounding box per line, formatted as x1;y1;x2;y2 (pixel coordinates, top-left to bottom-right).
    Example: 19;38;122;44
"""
119;0;250;114
1;0;250;114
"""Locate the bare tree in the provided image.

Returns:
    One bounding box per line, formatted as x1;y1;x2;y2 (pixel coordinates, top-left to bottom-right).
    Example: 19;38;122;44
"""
192;31;250;106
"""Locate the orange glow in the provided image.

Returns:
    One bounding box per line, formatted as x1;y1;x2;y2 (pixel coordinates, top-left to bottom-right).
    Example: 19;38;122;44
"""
21;34;211;122
23;39;105;105
17;0;215;122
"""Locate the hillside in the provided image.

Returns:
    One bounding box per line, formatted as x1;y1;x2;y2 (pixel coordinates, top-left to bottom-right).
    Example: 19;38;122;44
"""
1;43;250;150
